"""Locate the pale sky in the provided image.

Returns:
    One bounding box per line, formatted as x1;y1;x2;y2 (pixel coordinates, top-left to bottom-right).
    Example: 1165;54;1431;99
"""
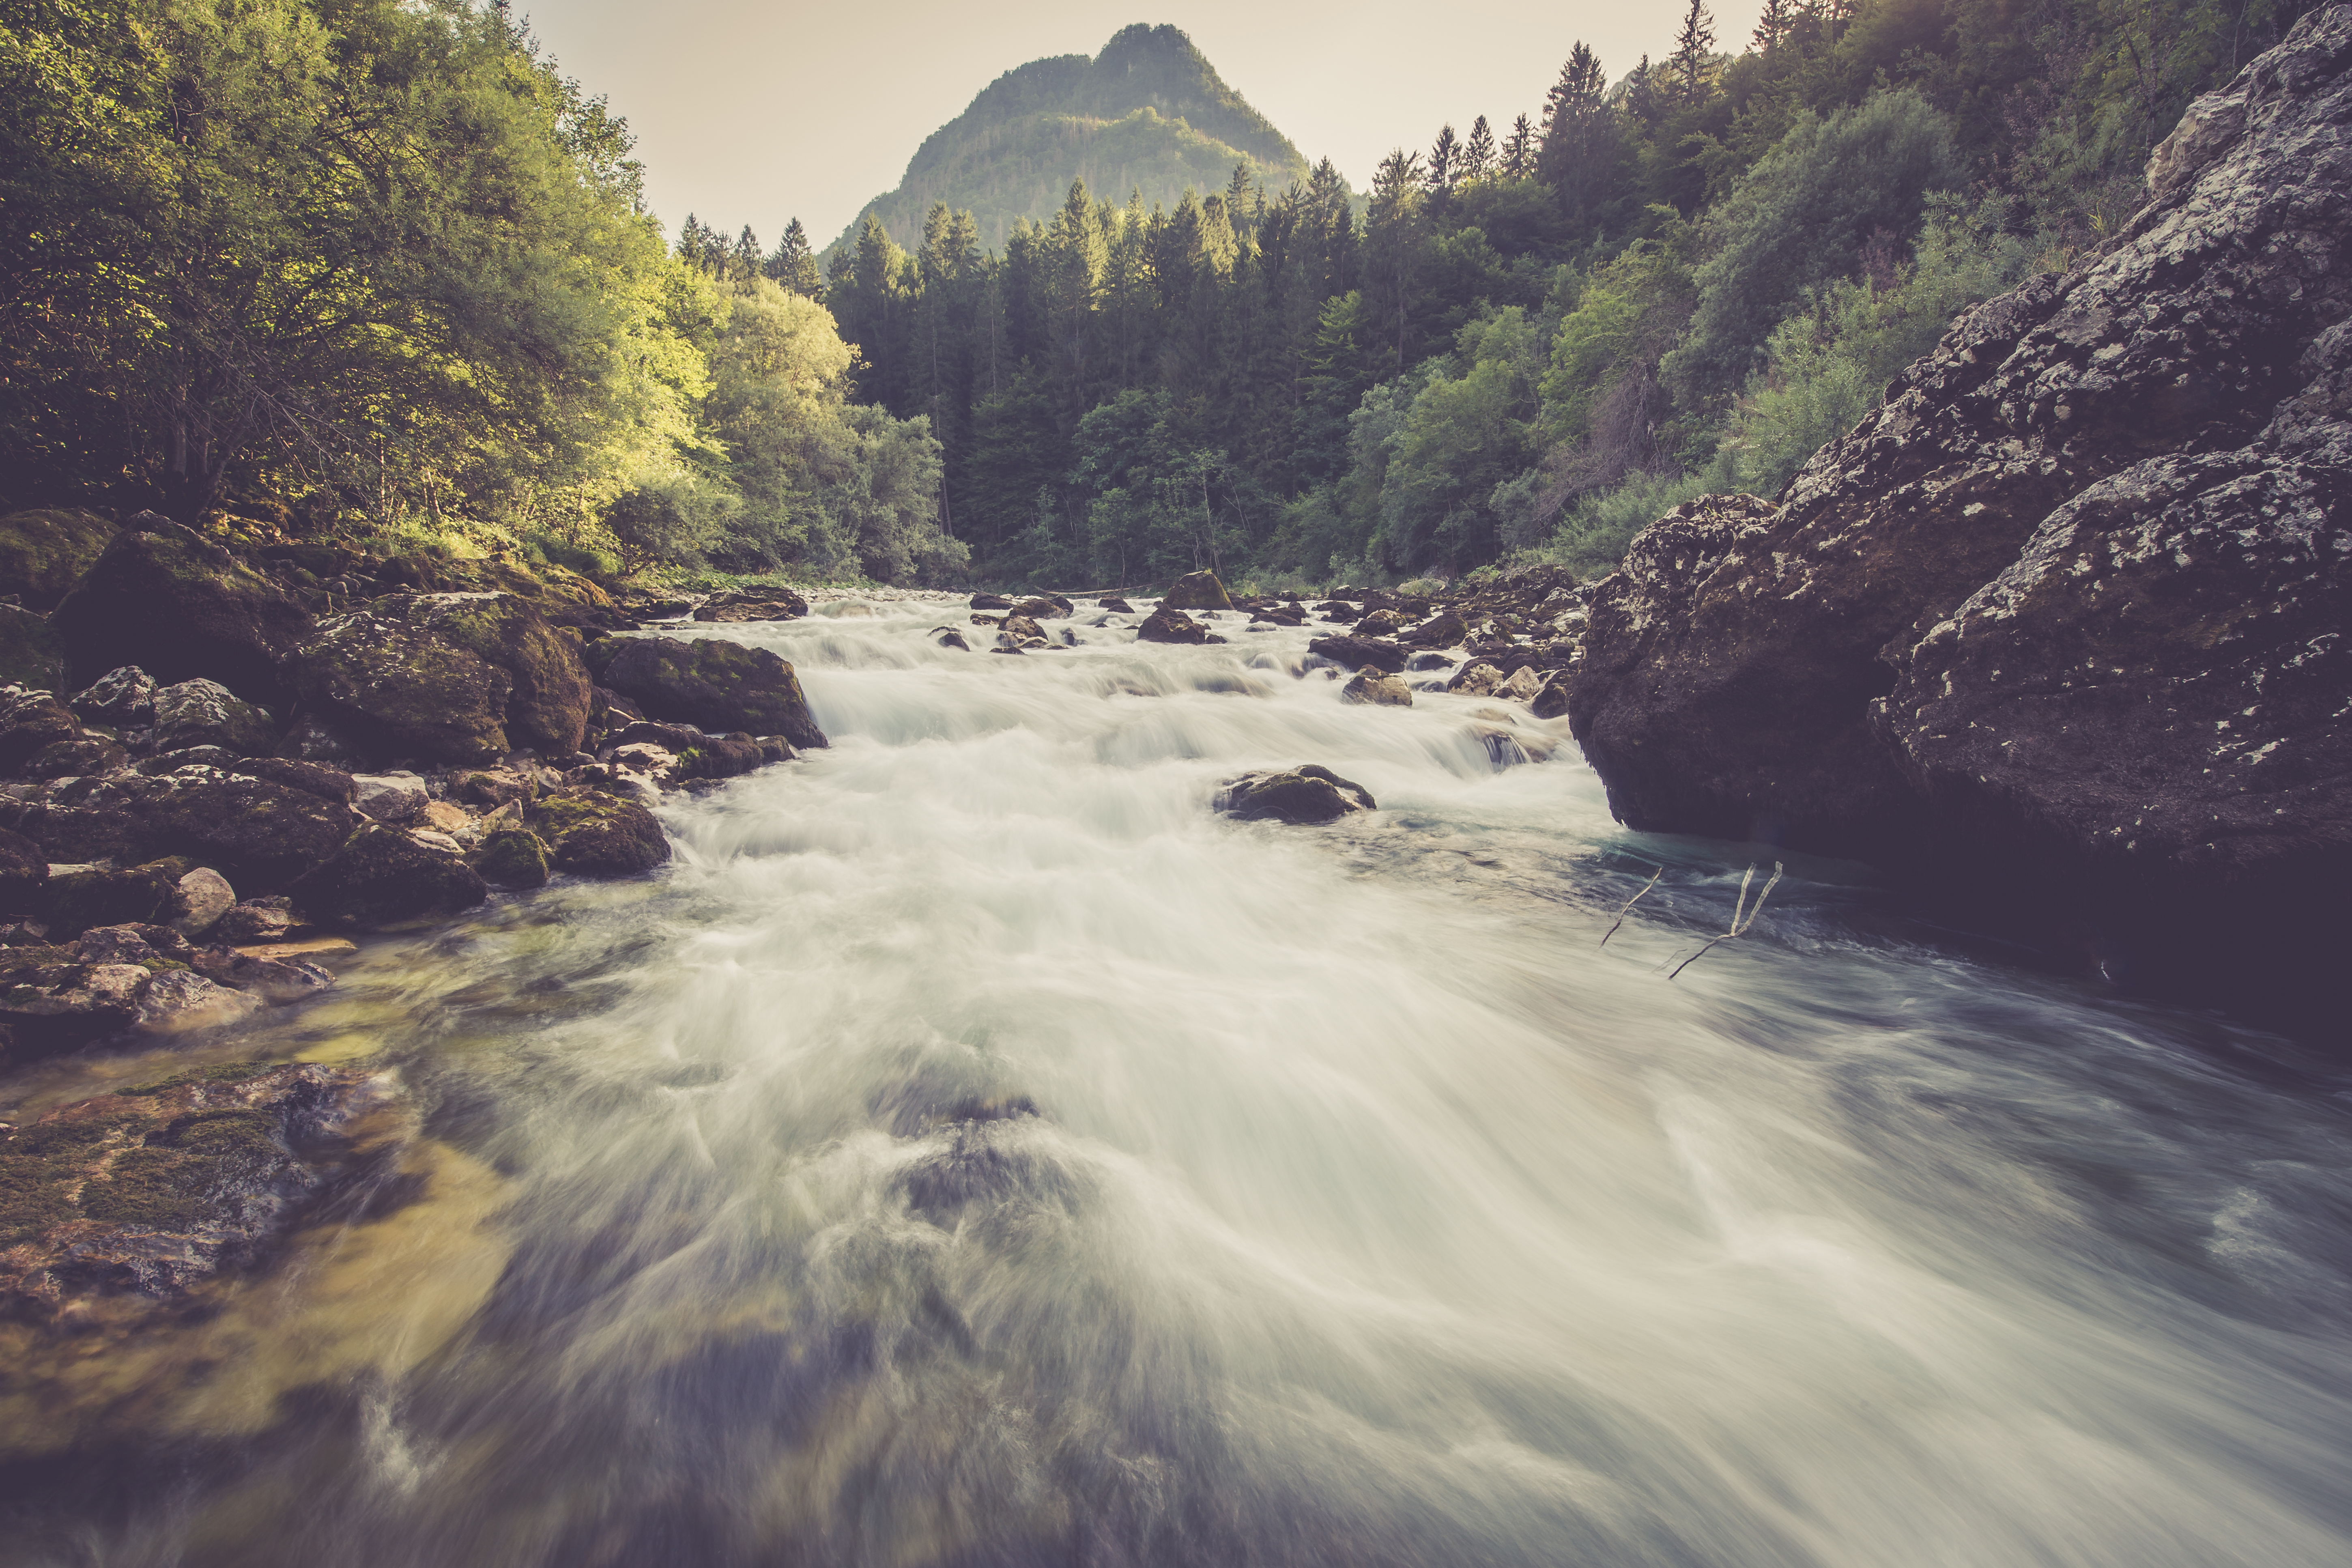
520;2;1769;248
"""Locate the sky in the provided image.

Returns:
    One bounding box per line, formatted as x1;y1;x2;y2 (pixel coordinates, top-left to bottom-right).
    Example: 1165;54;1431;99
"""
520;2;1769;250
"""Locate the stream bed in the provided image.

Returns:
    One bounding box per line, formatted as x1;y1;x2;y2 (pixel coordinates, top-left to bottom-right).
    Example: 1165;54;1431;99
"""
4;596;2350;1567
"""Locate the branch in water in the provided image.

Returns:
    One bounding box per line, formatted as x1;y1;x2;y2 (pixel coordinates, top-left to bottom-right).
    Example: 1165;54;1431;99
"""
1666;862;1783;980
1599;863;1664;948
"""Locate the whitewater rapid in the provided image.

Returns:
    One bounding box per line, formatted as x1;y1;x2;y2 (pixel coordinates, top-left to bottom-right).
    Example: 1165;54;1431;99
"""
8;595;2351;1568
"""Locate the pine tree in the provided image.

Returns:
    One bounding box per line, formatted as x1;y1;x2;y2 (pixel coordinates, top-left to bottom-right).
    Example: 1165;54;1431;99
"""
1462;116;1496;181
1502;114;1535;179
1541;44;1608;141
1751;0;1797;52
1427;125;1458;201
1363;149;1426;377
1539;43;1624;245
1668;0;1716;103
732;225;761;281
765;218;821;297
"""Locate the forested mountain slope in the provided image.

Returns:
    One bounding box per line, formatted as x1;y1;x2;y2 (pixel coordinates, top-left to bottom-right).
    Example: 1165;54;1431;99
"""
831;24;1310;256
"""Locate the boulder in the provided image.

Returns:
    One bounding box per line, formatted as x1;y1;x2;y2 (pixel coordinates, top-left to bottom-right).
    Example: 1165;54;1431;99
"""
0;827;44;916
390;592;593;755
213;897;294;944
273;712;363;765
1011;595;1073;619
0;604;65;691
187;944;334;1003
1496;666;1546;703
1566;10;2352;1026
0;507;115;609
150;678;275;754
1529;680;1571;721
1098;596;1135;613
286;822;489;927
1353;609;1412;638
473;826;552;889
350;771;429;824
1135;605;1207;644
0;960;150;1051
997;613;1048;650
933;627;971;651
1404;611;1468;647
0;1061;388;1321
970;593;1014;611
49;516;313;702
282;610;512;762
226;755;358;805
1159;571;1234;611
0;690;82;772
43;865;178;937
693;585;809;622
1342;667;1413;707
70;666;157;727
138;772;361;889
1215;765;1378;824
528;786;670;877
24;735;124;779
133;968;263;1034
172;867;236;937
596;637;827;751
1306;635;1407;673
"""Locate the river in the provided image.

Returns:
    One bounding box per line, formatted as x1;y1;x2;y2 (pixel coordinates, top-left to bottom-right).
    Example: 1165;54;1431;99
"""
4;595;2350;1567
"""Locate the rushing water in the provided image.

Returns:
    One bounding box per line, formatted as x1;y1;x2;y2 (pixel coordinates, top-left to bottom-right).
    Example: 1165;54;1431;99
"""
5;596;2352;1568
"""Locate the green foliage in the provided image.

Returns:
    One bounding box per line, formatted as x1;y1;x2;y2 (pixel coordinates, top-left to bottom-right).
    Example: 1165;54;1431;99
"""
1662;88;1965;406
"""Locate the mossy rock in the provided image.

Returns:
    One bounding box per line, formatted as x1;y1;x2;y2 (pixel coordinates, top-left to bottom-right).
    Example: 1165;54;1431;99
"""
598;637;826;751
393;592;592;754
0;508;116;609
282;610;512;762
151;678;275;755
0;603;65;690
49;514;313;703
473;826;551;889
286;822;488;928
44;865;177;937
529;786;670;877
1159;570;1234;611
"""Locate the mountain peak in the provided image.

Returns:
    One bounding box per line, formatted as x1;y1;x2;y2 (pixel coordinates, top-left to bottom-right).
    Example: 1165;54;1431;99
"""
830;24;1308;255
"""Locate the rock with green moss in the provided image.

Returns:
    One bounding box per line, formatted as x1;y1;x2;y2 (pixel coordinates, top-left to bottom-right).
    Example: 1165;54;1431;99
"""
0;1060;390;1320
0;604;65;691
137;772;360;888
151;678;275;754
0;689;82;773
282;610;513;762
42;865;178;938
285;822;488;927
1159;570;1234;611
0;508;116;609
473;825;552;888
49;514;313;703
529;785;670;876
389;591;593;754
597;637;827;751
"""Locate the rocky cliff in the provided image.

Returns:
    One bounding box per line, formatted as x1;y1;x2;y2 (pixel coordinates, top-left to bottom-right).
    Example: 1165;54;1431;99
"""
1568;8;2352;1030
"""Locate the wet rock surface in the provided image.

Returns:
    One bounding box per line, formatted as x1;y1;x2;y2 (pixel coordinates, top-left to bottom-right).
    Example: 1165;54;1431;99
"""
0;1059;393;1325
50;517;312;703
1566;11;2352;1024
1215;765;1378;824
594;637;828;751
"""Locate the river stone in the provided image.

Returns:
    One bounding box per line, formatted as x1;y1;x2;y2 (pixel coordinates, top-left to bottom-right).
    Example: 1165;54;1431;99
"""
596;637;827;751
1342;667;1413;707
1449;662;1506;697
1215;765;1378;824
227;755;359;806
42;865;177;938
171;867;236;937
1098;596;1134;613
150;678;275;755
1159;570;1234;611
1135;605;1207;644
0;603;66;694
1353;609;1411;638
134;968;263;1034
70;666;157;727
393;591;593;755
213;897;294;944
0;690;81;773
282;610;513;763
1497;667;1546;703
528;786;670;877
138;772;361;890
49;516;312;704
0;1060;390;1322
473;826;552;888
933;626;970;651
0;960;151;1052
24;734;126;780
189;944;335;1002
287;822;489;928
969;593;1013;610
351;771;428;824
693;586;809;623
1404;611;1469;648
1529;680;1572;721
1306;635;1407;673
1012;595;1073;619
0;507;115;609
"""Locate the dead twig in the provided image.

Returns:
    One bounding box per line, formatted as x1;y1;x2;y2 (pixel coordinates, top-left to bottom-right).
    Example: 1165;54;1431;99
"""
1666;861;1784;981
1599;863;1664;948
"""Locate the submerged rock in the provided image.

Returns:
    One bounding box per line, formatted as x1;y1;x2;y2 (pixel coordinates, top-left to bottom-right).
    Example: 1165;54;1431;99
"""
0;1060;392;1325
1566;11;2352;1024
1215;765;1378;824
